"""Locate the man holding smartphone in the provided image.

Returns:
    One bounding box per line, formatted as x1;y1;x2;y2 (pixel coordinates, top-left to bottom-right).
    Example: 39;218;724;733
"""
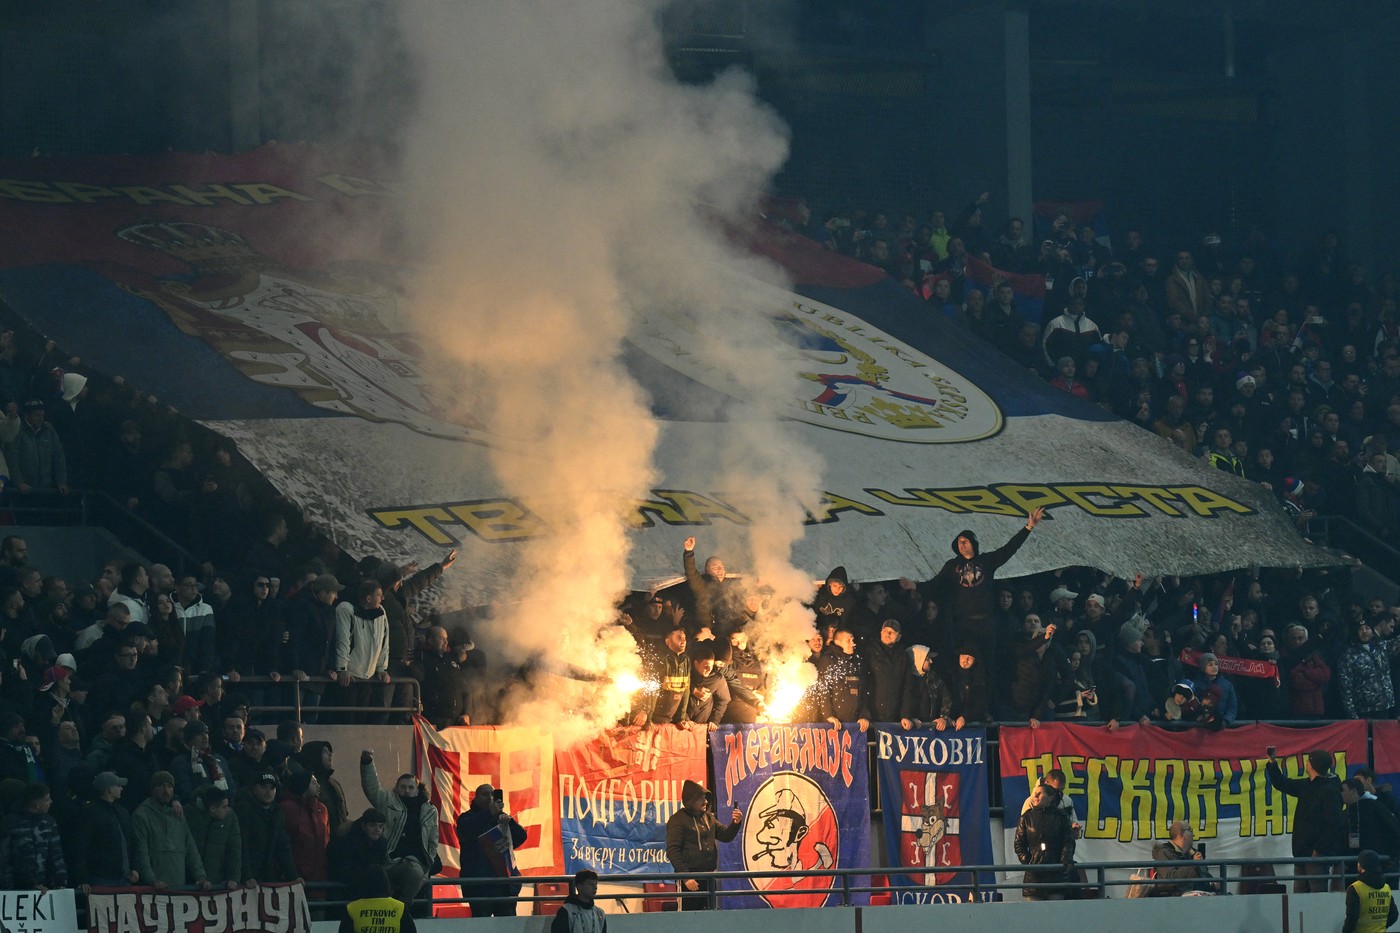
457;782;527;917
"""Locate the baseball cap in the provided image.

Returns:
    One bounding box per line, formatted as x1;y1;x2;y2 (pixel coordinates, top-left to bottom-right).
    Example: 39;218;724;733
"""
173;696;205;716
93;771;128;792
255;770;281;787
311;574;346;593
151;771;175;787
1049;586;1078;603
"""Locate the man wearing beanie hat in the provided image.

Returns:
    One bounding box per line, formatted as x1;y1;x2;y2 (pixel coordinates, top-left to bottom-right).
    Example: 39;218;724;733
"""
1266;747;1347;892
280;770;330;884
900;507;1047;670
869;620;911;723
1344;849;1396;933
553;869;605;933
132;771;211;889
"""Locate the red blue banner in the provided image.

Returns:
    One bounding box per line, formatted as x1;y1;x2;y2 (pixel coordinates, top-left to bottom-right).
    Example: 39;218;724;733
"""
710;723;871;909
873;726;995;903
556;727;707;877
998;721;1366;869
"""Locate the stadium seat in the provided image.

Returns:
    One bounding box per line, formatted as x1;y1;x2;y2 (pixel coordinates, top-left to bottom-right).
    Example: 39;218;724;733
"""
1238;862;1285;895
534;882;570;915
430;882;471;918
643;881;679;911
869;873;892;906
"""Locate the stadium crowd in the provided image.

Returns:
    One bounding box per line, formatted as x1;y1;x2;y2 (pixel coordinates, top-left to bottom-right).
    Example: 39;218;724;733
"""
0;193;1397;898
790;194;1400;547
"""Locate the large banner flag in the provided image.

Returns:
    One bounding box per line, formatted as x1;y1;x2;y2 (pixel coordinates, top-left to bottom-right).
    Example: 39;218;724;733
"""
557;726;708;876
414;718;562;875
709;723;870;909
873;726;995;903
88;882;310;933
999;721;1367;872
0;148;1332;600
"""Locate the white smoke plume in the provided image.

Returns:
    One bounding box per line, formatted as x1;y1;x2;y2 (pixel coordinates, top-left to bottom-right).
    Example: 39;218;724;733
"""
392;0;826;739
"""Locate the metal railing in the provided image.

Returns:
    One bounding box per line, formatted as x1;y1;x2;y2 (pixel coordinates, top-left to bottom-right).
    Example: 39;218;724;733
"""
277;852;1369;913
233;674;422;720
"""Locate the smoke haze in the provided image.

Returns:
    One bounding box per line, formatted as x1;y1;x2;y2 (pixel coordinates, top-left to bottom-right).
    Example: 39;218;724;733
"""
392;0;822;735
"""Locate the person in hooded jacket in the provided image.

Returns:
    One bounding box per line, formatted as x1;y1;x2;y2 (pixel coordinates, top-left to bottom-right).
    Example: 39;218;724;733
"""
665;780;741;910
901;508;1046;664
902;644;952;730
552;869;606;933
811;567;856;637
297;740;349;838
1267;748;1347;892
1343;849;1396;933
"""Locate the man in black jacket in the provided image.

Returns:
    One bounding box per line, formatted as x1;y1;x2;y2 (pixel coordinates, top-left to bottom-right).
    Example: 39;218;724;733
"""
281;574;343;723
1266;748;1347;892
820;628;872;731
414;626;472;729
73;771;140;892
456;783;527;917
665;780;741;910
868;620;911;723
235;770;297;883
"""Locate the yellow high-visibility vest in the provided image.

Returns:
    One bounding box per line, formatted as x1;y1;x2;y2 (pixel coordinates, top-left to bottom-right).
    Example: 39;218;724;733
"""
346;896;406;933
1349;879;1393;933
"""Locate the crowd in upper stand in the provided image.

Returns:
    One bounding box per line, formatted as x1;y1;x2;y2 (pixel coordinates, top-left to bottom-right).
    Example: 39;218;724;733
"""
772;194;1400;547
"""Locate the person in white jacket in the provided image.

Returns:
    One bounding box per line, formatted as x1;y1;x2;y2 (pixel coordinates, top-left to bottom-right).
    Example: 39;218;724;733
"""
332;580;390;722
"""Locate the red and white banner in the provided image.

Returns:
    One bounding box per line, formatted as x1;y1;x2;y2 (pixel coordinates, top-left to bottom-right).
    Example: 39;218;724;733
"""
414;718;562;874
87;882;310;933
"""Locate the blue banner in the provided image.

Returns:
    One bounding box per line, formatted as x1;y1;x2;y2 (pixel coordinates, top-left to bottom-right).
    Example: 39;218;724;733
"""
709;723;870;909
873;726;996;904
557;728;707;877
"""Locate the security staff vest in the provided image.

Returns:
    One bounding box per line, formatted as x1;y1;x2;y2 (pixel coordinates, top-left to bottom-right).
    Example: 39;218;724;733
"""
1349;879;1393;933
346;896;405;933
